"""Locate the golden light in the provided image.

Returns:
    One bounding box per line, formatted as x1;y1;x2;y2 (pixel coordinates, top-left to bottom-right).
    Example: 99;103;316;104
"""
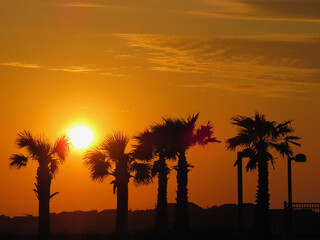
68;125;94;149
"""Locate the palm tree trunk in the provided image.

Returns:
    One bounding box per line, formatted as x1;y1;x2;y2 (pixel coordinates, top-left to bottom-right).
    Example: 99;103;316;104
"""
255;155;271;236
174;150;189;231
37;167;51;239
155;156;169;232
116;179;129;240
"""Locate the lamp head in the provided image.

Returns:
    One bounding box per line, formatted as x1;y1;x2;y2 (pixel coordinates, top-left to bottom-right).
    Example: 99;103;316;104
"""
293;153;307;162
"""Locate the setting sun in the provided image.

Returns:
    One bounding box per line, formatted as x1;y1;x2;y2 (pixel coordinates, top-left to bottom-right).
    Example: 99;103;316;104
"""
68;126;94;149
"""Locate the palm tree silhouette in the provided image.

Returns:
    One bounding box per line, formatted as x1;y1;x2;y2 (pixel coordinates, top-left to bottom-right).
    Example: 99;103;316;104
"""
9;130;70;238
226;112;300;235
162;113;219;231
84;132;152;239
133;127;176;232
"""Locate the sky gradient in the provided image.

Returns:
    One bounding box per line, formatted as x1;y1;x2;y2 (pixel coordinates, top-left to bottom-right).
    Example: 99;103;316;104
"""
0;0;319;217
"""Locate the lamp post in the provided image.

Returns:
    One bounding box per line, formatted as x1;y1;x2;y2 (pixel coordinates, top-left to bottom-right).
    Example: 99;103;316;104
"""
287;153;306;228
236;148;255;232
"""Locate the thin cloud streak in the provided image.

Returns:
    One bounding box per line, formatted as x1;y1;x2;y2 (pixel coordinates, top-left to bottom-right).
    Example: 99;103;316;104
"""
1;61;122;76
198;0;320;22
185;10;320;23
100;72;125;77
59;3;111;8
236;0;320;20
49;66;100;73
0;62;41;69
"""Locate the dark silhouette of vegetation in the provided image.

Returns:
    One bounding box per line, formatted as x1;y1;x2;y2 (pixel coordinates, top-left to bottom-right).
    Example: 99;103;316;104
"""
4;112;310;239
9;130;70;238
226;112;300;236
133;126;176;232
84;132;152;239
159;113;220;231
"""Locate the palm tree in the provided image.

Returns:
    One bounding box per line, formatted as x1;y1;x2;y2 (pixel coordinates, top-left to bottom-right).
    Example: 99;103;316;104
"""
133;127;176;232
84;132;152;239
9;130;70;238
226;112;300;235
162;113;220;231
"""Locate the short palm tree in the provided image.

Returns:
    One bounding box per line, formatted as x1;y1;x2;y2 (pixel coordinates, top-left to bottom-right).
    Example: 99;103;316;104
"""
133;127;176;232
9;130;70;238
84;132;152;239
162;113;220;231
226;112;300;235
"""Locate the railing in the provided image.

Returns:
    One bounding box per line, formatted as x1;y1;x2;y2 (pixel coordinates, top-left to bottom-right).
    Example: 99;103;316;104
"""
284;202;320;236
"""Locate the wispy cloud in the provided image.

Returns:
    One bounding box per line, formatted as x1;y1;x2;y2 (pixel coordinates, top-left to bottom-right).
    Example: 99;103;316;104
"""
0;61;40;69
59;3;111;8
117;33;320;97
185;10;320;23
188;0;320;22
120;109;133;114
237;0;320;20
49;66;100;73
100;72;125;77
1;62;119;76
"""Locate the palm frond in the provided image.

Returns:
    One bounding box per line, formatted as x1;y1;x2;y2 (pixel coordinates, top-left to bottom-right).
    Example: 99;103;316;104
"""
132;129;154;161
102;132;129;162
151;160;160;177
254;112;266;122
49;192;59;199
186;113;199;126
17;131;53;161
182;114;199;148
254;113;276;139
173;162;194;171
194;122;220;146
130;162;153;185
84;148;111;181
245;157;258;171
151;159;170;177
285;136;301;147
53;135;70;161
226;133;253;150
150;122;178;159
231;115;254;130
16;131;38;157
272;120;294;138
269;142;293;158
9;154;28;168
33;184;39;199
110;180;117;194
49;158;59;176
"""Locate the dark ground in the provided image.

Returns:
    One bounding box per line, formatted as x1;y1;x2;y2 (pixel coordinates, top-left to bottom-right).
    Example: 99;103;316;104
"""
1;227;319;240
1;203;319;239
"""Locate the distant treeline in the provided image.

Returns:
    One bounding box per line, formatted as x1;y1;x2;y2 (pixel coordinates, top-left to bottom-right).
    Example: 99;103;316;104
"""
2;203;285;235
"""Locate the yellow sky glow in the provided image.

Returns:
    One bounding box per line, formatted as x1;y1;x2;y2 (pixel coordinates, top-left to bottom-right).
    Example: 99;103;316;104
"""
0;0;319;217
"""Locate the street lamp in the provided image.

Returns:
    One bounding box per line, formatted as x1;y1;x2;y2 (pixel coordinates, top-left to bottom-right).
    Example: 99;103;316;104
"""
236;148;255;232
287;153;307;228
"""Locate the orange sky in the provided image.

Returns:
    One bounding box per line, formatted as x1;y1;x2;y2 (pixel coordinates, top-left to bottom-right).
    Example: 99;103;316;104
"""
0;0;319;217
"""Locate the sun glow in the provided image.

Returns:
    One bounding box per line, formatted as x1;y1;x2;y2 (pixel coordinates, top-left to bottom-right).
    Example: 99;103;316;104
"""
68;125;94;149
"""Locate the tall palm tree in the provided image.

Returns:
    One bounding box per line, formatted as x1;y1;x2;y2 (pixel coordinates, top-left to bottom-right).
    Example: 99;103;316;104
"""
162;113;220;231
9;130;70;238
226;112;300;235
133;127;176;232
84;132;152;239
